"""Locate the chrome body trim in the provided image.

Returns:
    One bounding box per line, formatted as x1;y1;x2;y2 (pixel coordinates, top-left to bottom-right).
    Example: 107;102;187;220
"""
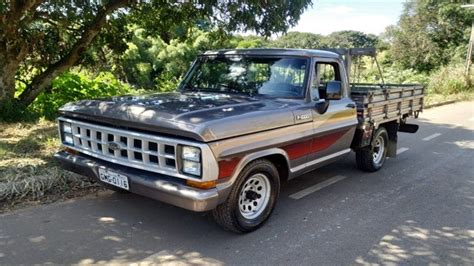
290;149;351;172
54;151;220;212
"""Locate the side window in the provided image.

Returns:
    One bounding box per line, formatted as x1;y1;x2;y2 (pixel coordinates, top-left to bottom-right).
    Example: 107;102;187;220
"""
311;62;341;100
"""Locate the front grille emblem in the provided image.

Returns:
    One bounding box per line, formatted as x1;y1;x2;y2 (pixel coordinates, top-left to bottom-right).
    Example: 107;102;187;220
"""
108;142;124;151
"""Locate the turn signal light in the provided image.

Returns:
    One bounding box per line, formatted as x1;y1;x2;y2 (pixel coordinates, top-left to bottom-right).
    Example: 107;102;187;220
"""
186;180;216;189
65;147;78;155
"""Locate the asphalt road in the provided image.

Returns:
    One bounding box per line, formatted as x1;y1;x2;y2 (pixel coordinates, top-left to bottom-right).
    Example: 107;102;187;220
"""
1;101;473;265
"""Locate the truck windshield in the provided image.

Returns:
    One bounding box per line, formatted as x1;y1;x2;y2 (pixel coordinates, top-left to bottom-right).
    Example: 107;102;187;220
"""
181;56;308;97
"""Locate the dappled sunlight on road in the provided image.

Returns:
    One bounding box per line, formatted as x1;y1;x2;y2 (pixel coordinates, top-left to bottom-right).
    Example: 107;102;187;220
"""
355;221;474;265
98;216;117;223
450;140;474;150
76;250;224;265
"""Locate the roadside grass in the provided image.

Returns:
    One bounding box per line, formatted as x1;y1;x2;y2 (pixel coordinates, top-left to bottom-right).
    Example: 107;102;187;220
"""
424;91;474;107
0;119;101;211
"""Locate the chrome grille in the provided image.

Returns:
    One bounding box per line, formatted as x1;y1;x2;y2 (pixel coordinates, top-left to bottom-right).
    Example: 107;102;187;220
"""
58;118;190;178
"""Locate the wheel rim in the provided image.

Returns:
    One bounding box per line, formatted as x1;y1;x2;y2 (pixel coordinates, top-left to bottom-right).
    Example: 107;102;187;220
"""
238;173;271;220
372;135;385;164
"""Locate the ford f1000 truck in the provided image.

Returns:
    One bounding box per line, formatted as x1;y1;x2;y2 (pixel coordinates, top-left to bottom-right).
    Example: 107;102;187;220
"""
55;48;424;233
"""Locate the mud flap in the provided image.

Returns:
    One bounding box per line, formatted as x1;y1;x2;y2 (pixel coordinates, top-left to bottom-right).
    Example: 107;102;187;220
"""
384;122;399;158
399;123;419;133
387;138;397;158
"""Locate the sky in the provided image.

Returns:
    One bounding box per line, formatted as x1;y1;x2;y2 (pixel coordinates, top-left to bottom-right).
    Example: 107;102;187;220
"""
289;0;405;36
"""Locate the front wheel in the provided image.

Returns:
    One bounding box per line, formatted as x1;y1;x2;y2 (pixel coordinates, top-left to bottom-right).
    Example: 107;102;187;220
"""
356;127;388;172
212;159;280;233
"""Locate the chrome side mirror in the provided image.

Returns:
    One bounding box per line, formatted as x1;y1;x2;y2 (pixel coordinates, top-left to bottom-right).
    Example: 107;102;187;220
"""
326;81;342;100
314;99;329;114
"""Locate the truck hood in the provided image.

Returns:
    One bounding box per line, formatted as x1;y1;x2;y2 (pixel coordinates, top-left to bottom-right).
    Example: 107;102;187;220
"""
59;92;302;142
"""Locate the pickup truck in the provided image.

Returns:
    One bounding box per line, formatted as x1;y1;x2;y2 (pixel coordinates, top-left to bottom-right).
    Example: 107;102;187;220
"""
55;48;424;233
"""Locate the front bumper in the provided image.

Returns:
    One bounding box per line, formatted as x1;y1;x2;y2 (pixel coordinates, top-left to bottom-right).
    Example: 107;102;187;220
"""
54;150;220;212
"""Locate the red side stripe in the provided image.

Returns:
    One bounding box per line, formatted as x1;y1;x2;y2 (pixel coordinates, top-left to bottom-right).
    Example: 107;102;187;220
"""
217;129;349;178
283;129;349;160
309;130;348;154
282;139;312;160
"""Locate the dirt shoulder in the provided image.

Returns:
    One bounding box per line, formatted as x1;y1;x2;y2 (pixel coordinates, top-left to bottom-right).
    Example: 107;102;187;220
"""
0;120;104;213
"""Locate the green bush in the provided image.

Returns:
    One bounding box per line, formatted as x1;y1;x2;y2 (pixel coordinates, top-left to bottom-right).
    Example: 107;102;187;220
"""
0;99;37;122
29;71;134;120
155;71;182;92
427;64;473;95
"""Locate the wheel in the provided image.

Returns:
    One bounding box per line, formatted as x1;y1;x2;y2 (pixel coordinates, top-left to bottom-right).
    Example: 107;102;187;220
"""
356;127;388;172
212;159;280;233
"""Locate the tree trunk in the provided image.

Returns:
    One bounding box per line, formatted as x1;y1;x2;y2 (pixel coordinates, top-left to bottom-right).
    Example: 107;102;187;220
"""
0;46;26;108
16;0;131;107
0;0;43;109
0;62;17;106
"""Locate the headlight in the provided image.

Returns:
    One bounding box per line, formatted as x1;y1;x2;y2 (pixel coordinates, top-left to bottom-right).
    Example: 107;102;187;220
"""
60;122;74;145
183;160;201;176
63;122;72;134
181;146;201;176
63;134;74;144
182;146;201;162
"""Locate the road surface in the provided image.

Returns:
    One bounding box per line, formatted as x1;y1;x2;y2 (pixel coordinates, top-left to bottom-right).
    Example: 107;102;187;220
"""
1;101;473;265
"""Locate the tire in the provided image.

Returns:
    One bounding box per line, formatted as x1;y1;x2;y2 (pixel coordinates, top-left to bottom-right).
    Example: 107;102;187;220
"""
212;159;280;233
356;127;388;172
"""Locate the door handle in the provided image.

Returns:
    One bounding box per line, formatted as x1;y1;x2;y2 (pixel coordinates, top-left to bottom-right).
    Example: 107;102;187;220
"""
346;103;356;109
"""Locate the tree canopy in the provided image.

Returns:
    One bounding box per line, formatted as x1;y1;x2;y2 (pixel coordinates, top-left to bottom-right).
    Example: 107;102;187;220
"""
386;0;472;72
0;0;312;109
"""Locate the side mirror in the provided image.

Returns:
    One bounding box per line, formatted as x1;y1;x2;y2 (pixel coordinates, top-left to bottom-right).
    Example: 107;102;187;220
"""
326;81;342;100
314;99;329;114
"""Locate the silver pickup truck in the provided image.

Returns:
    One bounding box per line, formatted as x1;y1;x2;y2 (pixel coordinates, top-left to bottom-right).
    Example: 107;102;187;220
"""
55;48;424;233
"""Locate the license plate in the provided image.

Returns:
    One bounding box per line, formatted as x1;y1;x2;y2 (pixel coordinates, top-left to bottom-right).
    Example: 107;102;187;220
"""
98;168;130;190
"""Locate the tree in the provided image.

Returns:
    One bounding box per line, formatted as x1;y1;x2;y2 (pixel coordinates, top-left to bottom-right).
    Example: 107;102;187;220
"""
272;31;324;49
387;0;472;72
270;30;378;49
233;35;269;48
322;30;379;48
0;0;312;110
121;27;227;89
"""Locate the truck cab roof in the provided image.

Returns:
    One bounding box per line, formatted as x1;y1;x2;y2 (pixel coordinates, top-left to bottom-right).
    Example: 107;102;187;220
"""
202;48;341;59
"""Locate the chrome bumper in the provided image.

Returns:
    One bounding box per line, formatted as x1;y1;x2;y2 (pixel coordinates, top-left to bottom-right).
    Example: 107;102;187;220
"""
54;151;220;212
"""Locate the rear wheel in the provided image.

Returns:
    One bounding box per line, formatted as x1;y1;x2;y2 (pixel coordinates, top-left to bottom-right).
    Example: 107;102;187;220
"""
212;159;280;233
356;127;388;172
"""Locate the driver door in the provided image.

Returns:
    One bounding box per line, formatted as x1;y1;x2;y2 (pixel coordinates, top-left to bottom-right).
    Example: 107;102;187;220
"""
307;59;358;168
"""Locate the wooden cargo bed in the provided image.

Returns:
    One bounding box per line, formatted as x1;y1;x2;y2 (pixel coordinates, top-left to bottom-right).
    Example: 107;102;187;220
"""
350;83;425;124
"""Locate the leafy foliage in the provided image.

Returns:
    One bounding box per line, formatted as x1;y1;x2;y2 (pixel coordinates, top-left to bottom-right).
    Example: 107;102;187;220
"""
273;32;324;48
271;31;378;49
427;64;473;95
121;27;230;90
233;35;269;48
29;71;132;120
324;31;379;48
0;0;312;111
386;0;472;72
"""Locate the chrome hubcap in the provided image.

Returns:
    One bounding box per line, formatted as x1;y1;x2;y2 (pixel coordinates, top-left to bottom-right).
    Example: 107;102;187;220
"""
373;135;385;164
238;173;271;219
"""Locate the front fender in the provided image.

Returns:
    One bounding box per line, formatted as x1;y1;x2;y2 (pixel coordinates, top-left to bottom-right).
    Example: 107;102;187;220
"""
215;148;290;204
